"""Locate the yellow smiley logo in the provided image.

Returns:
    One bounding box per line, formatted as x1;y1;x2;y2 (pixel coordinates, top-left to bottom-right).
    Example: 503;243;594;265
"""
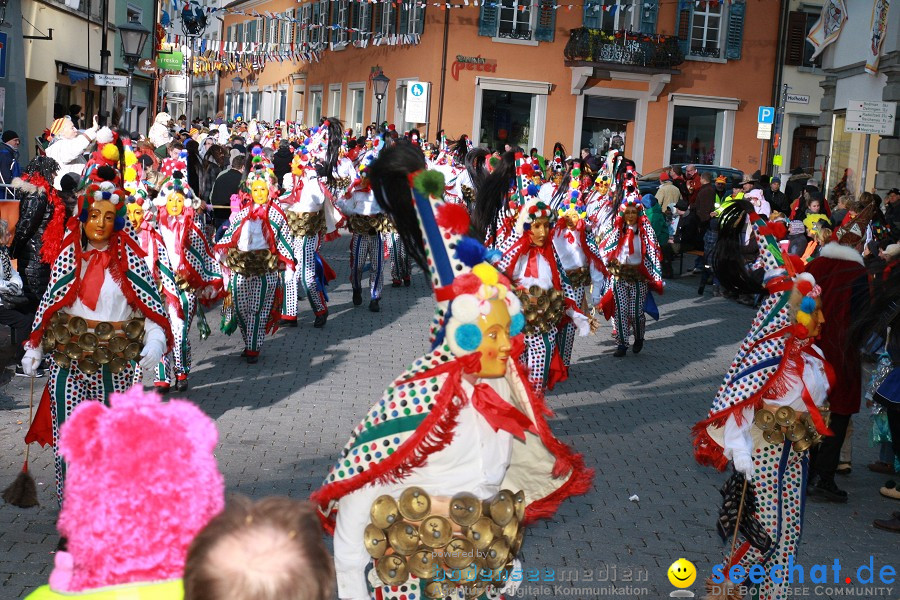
667;558;696;589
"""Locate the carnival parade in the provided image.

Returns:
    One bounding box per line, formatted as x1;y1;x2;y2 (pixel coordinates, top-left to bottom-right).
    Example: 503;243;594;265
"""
0;0;899;598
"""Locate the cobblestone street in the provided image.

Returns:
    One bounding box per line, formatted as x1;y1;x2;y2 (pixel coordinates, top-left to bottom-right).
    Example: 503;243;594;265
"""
1;237;897;599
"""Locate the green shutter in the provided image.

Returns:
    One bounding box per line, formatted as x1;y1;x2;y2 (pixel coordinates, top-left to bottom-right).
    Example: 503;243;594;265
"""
479;1;498;37
725;0;746;60
582;0;599;29
415;4;425;34
400;1;410;34
676;0;693;56
639;0;658;35
534;0;556;42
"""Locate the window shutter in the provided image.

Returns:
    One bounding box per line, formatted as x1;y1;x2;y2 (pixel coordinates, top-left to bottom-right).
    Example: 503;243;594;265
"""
676;1;693;55
582;0;599;29
478;0;498;37
639;0;658;35
785;10;806;66
725;0;746;60
415;4;425;34
400;1;410;34
534;0;556;42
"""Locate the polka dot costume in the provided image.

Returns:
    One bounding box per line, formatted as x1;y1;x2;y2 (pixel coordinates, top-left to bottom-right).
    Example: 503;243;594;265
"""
283;232;327;318
48;361;137;504
612;279;648;347
387;231;411;283
233;271;280;354
558;284;585;366
350;232;384;301
157;289;198;384
522;330;557;392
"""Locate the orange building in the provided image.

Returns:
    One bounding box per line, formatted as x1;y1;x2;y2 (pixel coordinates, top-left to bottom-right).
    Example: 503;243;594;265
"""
218;0;778;174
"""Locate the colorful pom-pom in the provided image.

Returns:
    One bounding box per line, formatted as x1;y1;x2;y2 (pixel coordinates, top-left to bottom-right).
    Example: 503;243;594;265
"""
454;323;482;352
572;167;581;178
472;262;499;286
452;273;483;296
455;236;486;267
526;183;540;197
413;170;446;198
510;313;525;337
435;203;470;235
800;296;816;313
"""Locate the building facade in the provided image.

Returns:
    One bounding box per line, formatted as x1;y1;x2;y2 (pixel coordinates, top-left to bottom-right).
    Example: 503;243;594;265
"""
112;0;155;133
813;0;899;198
219;0;779;174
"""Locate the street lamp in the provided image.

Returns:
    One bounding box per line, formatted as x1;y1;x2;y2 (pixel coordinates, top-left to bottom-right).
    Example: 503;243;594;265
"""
372;71;390;126
230;76;244;121
118;16;150;132
231;76;244;92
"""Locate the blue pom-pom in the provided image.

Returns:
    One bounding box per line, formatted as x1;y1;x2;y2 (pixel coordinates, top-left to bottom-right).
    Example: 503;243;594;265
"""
800;296;816;313
570;190;579;200
510;313;525;337
526;183;540;197
484;248;503;264
454;323;482;352
455;236;486;267
79;208;88;223
113;216;126;231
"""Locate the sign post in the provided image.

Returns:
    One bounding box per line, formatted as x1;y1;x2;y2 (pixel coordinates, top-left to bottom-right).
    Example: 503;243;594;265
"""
94;74;129;87
757;106;775;171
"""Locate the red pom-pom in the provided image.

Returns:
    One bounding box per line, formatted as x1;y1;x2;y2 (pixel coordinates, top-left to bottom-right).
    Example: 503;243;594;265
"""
435;203;470;235
452;273;482;296
388;124;396;131
795;279;813;296
785;253;806;275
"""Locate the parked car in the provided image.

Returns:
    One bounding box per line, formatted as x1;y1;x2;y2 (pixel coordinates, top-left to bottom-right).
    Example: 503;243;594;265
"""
637;164;744;197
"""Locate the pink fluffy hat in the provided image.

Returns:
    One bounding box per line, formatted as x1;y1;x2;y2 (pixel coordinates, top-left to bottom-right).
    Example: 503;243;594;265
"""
49;385;224;593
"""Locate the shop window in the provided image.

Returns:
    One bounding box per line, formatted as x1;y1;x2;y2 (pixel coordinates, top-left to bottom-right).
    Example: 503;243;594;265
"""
669;105;725;165
785;11;822;68
279;91;287;121
826;113;880;198
479;89;534;151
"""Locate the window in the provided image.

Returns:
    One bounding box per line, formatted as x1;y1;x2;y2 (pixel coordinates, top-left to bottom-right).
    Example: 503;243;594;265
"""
318;0;330;45
282;10;294;46
669;105;725;165
690;1;722;57
583;0;635;31
235;23;244;45
498;0;533;40
309;88;323;125
278;90;287;121
400;2;425;35
251;92;261;118
329;85;342;118
300;4;312;48
245;20;255;45
352;3;371;44
126;4;143;24
378;2;396;37
347;85;365;136
256;19;264;43
268;16;279;45
334;0;350;45
785;10;822;68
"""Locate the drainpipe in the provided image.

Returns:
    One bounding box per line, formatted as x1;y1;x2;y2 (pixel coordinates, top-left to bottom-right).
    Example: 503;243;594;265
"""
435;8;449;141
767;0;790;170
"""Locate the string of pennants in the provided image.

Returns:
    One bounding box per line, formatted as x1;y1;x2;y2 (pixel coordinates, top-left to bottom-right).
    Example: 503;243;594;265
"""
162;0;734;73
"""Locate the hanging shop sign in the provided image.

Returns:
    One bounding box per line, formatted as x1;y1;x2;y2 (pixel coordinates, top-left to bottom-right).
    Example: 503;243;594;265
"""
451;55;497;81
157;50;184;71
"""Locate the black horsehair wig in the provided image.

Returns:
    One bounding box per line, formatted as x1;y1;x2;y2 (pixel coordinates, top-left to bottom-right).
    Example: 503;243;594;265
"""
369;142;429;273
316;116;345;188
464;147;490;195
711;200;767;296
24;156;60;183
472;151;518;244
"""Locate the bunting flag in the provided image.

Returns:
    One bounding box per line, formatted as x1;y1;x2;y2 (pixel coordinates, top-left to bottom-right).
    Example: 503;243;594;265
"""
806;0;848;60
865;0;891;74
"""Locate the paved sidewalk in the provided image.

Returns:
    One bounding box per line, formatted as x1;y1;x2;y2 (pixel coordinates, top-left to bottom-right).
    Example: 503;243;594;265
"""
1;236;896;599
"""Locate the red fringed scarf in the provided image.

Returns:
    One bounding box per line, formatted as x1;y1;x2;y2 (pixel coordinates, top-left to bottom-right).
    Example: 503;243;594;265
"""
24;173;66;264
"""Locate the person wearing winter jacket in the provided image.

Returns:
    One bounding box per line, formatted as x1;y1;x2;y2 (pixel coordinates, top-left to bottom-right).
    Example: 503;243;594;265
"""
9;157;63;310
272;140;293;191
44;116;98;187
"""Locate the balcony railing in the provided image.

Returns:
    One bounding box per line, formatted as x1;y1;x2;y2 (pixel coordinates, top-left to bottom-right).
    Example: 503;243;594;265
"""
564;28;684;70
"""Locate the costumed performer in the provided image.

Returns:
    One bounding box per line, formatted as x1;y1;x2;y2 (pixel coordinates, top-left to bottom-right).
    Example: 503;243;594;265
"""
693;202;833;600
214;162;294;363
312;144;593;600
24;385;224;600
596;168;663;358
151;173;224;391
20;172;172;503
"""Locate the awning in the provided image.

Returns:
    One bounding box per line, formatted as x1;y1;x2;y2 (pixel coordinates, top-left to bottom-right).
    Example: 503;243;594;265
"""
67;68;91;84
56;61;101;85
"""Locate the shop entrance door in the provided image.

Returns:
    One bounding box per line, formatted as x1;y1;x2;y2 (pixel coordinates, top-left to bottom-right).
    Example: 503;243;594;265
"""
478;89;535;152
582;117;627;156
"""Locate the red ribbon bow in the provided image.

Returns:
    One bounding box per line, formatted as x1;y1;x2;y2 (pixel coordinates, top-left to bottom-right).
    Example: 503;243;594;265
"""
624;227;635;254
79;248;112;311
249;203;268;219
470;382;536;440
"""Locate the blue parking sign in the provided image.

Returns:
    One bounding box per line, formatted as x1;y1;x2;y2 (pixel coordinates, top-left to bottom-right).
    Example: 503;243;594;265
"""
757;106;775;124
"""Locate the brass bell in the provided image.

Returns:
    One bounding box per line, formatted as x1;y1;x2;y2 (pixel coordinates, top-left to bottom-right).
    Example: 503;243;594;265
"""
407;549;438;579
109;335;128;354
418;515;453;548
108;357;127;374
792;437;813;452
398;487;431;521
93;346;112;365
41;336;56;353
386;522;420;556
528;285;542;297
483;538;510;569
50;311;66;325
44;327;57;344
78;332;99;352
124;319;145;341
67;316;88;336
486;491;515;527
52;324;71;345
449;493;482;527
370;495;402;530
763;428;785;444
465;517;497;551
500;517;519;545
375;555;409;586
65;342;84;361
513;490;525;521
422;580;449;599
753;409;776;431
463;583;485;599
510;528;525;555
78;358;100;375
459;562;482;587
94;321;115;341
53;350;72;368
363;524;388;558
774;406;796;428
786;422;806;442
443;538;476;570
124;343;142;361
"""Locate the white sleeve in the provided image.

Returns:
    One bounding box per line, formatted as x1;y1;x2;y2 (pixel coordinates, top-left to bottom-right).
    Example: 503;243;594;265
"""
722;405;754;461
142;316;167;348
334;484;383;600
46;137;91;166
282;173;294;195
